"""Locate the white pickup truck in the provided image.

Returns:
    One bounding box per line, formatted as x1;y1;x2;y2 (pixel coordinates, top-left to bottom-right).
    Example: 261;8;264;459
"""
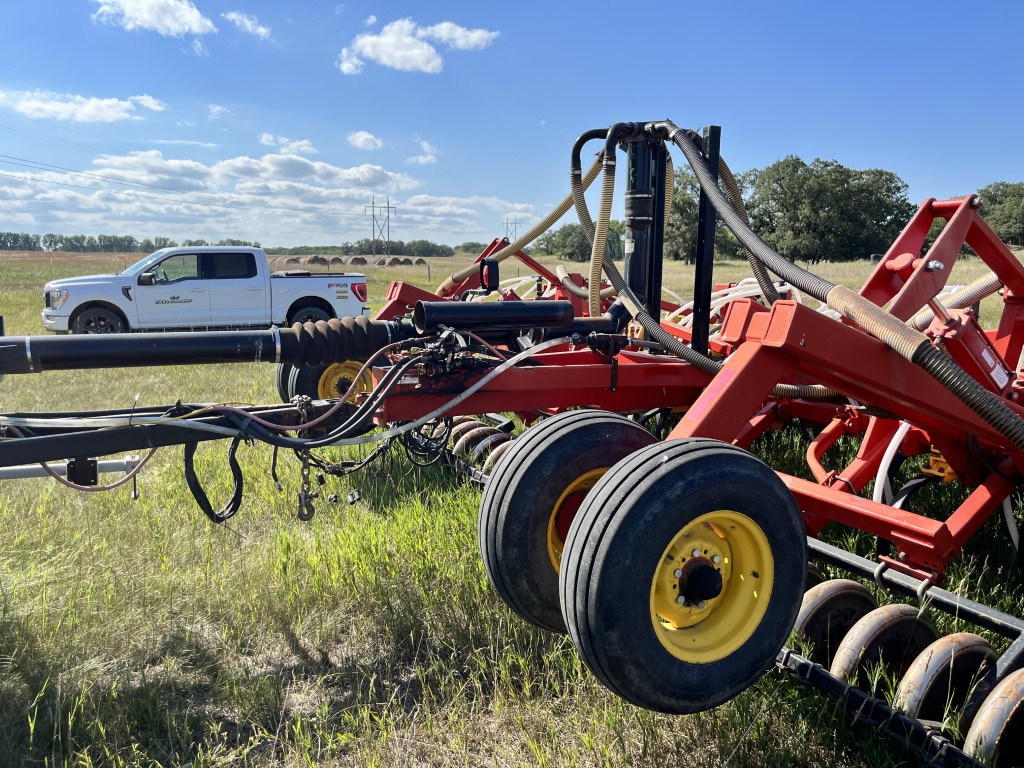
41;246;369;333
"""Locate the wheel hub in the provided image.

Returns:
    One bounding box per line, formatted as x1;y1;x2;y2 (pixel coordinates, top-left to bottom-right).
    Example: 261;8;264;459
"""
679;558;723;604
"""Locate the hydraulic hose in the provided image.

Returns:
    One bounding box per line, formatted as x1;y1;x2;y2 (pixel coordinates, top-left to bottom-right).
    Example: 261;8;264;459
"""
657;119;1024;452
436;158;603;296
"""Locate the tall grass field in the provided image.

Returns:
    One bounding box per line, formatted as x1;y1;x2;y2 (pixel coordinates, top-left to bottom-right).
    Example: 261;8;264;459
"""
0;250;1021;767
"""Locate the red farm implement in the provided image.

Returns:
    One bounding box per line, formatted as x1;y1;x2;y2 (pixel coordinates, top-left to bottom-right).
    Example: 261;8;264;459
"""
2;121;1023;765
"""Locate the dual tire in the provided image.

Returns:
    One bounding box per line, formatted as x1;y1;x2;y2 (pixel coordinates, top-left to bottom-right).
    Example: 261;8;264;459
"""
479;410;807;713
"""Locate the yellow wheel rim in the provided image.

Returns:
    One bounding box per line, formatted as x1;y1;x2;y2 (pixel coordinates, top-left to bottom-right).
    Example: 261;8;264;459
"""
650;510;774;663
547;468;607;573
318;360;372;402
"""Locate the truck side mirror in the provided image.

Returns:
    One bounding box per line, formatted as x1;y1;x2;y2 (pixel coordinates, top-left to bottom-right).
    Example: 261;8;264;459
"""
138;273;155;286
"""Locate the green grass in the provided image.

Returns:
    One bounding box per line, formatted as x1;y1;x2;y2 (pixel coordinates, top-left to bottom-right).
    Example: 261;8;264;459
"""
0;251;1020;766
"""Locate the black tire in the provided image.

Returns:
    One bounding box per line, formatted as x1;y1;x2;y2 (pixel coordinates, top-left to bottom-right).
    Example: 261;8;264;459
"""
71;307;126;334
287;305;331;325
560;438;807;714
479;410;657;633
275;363;293;403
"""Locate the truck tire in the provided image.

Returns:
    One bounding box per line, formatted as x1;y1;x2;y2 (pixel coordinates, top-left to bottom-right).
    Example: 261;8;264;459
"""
71;307;126;334
287;306;331;325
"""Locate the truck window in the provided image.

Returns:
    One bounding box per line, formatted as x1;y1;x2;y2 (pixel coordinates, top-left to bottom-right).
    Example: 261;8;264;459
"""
202;252;257;280
154;253;200;283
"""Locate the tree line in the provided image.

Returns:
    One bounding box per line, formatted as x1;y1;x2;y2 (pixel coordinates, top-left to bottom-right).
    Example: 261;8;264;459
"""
0;233;259;253
0;232;468;258
534;156;1024;263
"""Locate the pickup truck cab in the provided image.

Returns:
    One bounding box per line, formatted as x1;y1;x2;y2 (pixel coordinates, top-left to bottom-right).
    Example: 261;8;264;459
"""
42;246;369;333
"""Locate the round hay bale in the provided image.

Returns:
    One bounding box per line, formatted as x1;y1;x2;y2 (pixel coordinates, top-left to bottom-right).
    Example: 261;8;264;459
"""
348;256;367;265
307;255;328;266
387;256;403;266
413;258;427;265
285;257;301;265
401;257;414;266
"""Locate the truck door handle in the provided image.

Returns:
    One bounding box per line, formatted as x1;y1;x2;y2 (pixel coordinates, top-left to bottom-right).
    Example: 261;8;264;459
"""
245;287;262;291
190;288;206;293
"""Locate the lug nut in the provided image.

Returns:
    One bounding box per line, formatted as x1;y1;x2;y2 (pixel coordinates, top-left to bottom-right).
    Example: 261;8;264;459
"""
711;555;721;564
674;569;683;578
697;601;706;609
691;548;701;558
676;595;686;605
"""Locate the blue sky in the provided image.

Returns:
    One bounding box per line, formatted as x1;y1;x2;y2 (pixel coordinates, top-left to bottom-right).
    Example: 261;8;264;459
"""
0;1;1022;248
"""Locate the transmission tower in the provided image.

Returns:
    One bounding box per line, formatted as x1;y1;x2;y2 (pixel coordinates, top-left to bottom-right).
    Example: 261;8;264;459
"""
364;196;396;256
504;217;519;242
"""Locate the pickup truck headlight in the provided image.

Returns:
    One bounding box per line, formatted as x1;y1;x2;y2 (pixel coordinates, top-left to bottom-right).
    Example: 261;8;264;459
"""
48;289;69;310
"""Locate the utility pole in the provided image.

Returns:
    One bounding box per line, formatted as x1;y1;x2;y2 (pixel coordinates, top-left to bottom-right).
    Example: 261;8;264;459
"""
364;196;396;256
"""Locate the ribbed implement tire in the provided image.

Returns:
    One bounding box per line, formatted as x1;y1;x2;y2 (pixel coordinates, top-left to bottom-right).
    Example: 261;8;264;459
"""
560;438;806;713
478;410;656;633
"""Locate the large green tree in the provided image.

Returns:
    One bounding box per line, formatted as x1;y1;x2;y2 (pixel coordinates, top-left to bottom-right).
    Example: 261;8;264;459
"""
745;156;915;263
977;182;1024;246
535;221;623;263
663;167;745;262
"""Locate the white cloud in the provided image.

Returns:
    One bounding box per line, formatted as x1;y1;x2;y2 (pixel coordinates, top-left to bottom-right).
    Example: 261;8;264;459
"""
130;94;165;112
347;131;383;150
92;0;216;37
418;21;498;50
190;37;209;56
406;135;437;164
338;17;498;75
207;104;232;121
258;133;318;155
364;14;377;26
338;48;363;75
222;11;270;40
0;89;164;123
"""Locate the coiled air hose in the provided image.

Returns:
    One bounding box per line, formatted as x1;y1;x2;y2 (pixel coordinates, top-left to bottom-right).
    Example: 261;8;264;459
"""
435;158;603;296
908;272;1004;331
657;119;1024;452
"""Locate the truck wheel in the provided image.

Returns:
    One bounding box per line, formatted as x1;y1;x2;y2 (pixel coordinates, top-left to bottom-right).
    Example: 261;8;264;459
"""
479;410;657;632
560;438;806;714
71;308;126;334
288;306;331;325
